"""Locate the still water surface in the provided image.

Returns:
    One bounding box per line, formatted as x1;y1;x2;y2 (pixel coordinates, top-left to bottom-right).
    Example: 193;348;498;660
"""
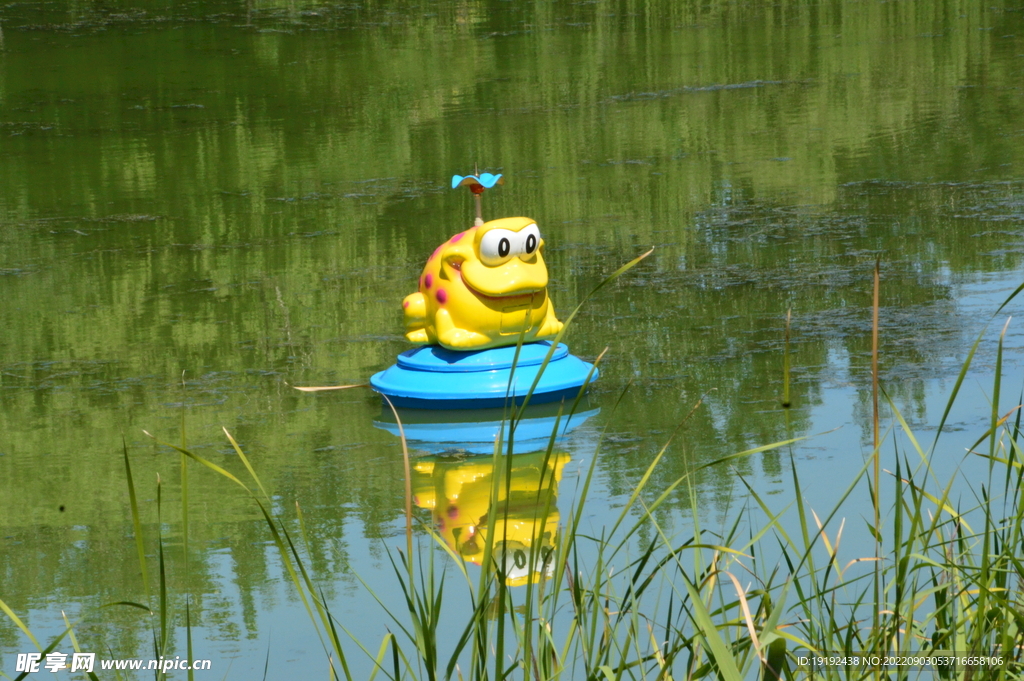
1;0;1024;676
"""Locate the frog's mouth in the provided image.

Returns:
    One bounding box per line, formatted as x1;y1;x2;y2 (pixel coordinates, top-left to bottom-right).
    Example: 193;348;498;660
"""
451;258;542;303
462;277;537;303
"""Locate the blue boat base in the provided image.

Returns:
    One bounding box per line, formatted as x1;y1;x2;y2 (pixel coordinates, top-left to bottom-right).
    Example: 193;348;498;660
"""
369;341;598;410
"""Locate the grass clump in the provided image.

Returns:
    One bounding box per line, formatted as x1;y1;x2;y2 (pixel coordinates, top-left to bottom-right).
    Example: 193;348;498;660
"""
3;274;1024;680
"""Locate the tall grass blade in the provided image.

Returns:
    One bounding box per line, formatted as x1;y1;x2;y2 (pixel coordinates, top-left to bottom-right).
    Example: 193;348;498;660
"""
518;248;652;412
61;610;101;681
156;474;168;679
871;258;882;660
872;258;880;452
379;395;414;567
222;427;272;502
991;318;1011;457
180;380;190;579
9;626;73;681
122;436;150;597
186;597;195;681
646;511;743;681
145;431;251;492
180;392;194;681
366;633;394;681
931;281;1023;453
145;430;354;680
782;308;792;408
0;596;41;651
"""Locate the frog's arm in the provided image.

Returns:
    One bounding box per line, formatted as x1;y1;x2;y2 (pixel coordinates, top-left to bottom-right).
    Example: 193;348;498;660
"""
403;292;426;326
434;308;492;350
535;301;564;338
403;292;431;344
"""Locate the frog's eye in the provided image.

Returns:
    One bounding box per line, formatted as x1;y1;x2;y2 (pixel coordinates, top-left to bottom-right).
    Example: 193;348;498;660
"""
479;229;518;266
519;224;541;257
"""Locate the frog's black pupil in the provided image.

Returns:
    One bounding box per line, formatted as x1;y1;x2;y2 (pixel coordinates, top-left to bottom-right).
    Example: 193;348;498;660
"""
525;234;537;253
498;238;510;257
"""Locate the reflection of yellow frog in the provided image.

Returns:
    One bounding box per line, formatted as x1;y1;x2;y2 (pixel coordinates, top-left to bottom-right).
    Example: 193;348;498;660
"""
403;217;564;351
411;450;569;586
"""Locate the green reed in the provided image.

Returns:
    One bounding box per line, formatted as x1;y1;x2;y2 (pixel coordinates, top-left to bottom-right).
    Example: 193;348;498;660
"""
4;276;1024;680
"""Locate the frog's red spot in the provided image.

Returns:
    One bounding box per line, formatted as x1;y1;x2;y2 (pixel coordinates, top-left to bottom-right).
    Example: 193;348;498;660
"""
450;231;464;244
447;505;459;519
424;273;433;289
436;288;448;304
403;300;409;309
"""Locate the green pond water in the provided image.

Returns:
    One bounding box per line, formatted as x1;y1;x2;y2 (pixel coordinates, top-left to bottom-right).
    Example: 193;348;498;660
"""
2;0;1024;676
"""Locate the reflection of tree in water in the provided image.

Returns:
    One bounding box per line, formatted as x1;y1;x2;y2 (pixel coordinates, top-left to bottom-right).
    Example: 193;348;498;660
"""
412;451;568;586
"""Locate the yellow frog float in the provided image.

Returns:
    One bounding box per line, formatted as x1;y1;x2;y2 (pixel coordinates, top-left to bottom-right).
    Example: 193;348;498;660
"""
402;216;564;351
368;171;598;410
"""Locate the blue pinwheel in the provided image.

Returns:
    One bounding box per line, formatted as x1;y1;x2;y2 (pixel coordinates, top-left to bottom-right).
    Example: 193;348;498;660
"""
452;171;504;225
451;172;504;189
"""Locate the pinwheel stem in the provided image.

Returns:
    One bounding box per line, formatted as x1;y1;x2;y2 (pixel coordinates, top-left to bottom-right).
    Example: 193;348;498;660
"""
471;183;485;225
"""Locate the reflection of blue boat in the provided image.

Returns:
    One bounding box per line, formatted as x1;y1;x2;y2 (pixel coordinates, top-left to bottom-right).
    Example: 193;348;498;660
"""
369;341;597;410
373;402;599;455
